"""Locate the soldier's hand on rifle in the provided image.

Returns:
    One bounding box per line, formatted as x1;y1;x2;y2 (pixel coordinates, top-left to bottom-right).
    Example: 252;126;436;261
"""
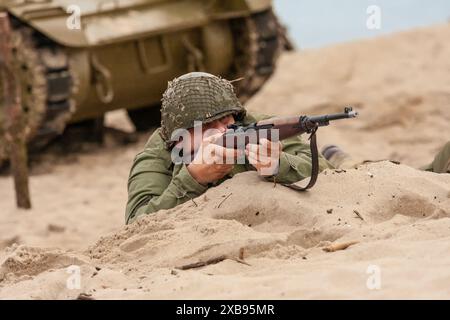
187;132;241;185
245;138;282;176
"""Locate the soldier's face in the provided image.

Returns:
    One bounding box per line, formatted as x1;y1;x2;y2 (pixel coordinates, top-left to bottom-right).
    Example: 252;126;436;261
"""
182;115;235;152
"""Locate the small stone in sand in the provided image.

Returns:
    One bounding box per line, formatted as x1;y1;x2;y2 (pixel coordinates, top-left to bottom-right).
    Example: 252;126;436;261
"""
76;293;95;300
47;224;66;233
323;241;358;253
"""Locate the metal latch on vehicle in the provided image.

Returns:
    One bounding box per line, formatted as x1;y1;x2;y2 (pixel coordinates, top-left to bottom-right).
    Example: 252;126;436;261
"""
91;54;114;104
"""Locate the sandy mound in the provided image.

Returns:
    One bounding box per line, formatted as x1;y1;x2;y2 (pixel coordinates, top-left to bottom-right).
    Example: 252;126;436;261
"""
1;162;449;299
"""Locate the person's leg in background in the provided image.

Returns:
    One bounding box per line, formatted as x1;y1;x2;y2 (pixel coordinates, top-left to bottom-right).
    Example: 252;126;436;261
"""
321;145;360;169
323;141;450;173
421;141;450;174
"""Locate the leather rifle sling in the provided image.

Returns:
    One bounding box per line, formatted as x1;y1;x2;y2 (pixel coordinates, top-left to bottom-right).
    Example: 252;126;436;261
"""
281;129;319;191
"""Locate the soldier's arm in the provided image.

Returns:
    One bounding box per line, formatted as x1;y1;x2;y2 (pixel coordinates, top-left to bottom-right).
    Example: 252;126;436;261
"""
271;134;332;184
126;162;207;224
125;133;207;224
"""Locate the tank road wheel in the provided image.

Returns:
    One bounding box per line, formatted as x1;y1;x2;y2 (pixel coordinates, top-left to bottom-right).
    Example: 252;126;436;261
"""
0;24;74;163
229;9;284;103
126;104;161;132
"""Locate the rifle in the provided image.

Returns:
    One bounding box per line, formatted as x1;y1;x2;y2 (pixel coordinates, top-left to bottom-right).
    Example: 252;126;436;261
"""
217;107;358;191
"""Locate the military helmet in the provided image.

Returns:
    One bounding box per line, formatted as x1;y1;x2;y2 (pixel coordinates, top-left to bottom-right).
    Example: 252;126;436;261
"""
160;72;246;148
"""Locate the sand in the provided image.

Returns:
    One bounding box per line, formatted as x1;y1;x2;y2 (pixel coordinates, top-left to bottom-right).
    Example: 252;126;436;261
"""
0;24;450;299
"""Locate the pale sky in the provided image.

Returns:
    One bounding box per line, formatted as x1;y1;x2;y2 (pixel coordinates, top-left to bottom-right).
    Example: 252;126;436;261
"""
274;0;450;48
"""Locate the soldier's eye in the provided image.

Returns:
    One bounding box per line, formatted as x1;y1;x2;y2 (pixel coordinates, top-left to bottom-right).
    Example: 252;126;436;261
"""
220;115;233;124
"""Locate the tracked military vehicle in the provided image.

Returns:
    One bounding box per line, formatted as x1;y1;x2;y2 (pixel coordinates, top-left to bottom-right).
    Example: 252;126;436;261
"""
0;0;289;162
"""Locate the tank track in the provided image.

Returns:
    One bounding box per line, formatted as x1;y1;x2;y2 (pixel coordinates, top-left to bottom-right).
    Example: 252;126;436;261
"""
229;9;284;104
0;22;74;161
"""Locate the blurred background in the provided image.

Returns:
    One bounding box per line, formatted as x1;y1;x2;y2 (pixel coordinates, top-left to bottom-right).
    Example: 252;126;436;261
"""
274;0;450;48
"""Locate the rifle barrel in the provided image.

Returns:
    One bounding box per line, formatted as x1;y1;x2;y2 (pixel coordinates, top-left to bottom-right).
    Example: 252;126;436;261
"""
307;107;358;124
